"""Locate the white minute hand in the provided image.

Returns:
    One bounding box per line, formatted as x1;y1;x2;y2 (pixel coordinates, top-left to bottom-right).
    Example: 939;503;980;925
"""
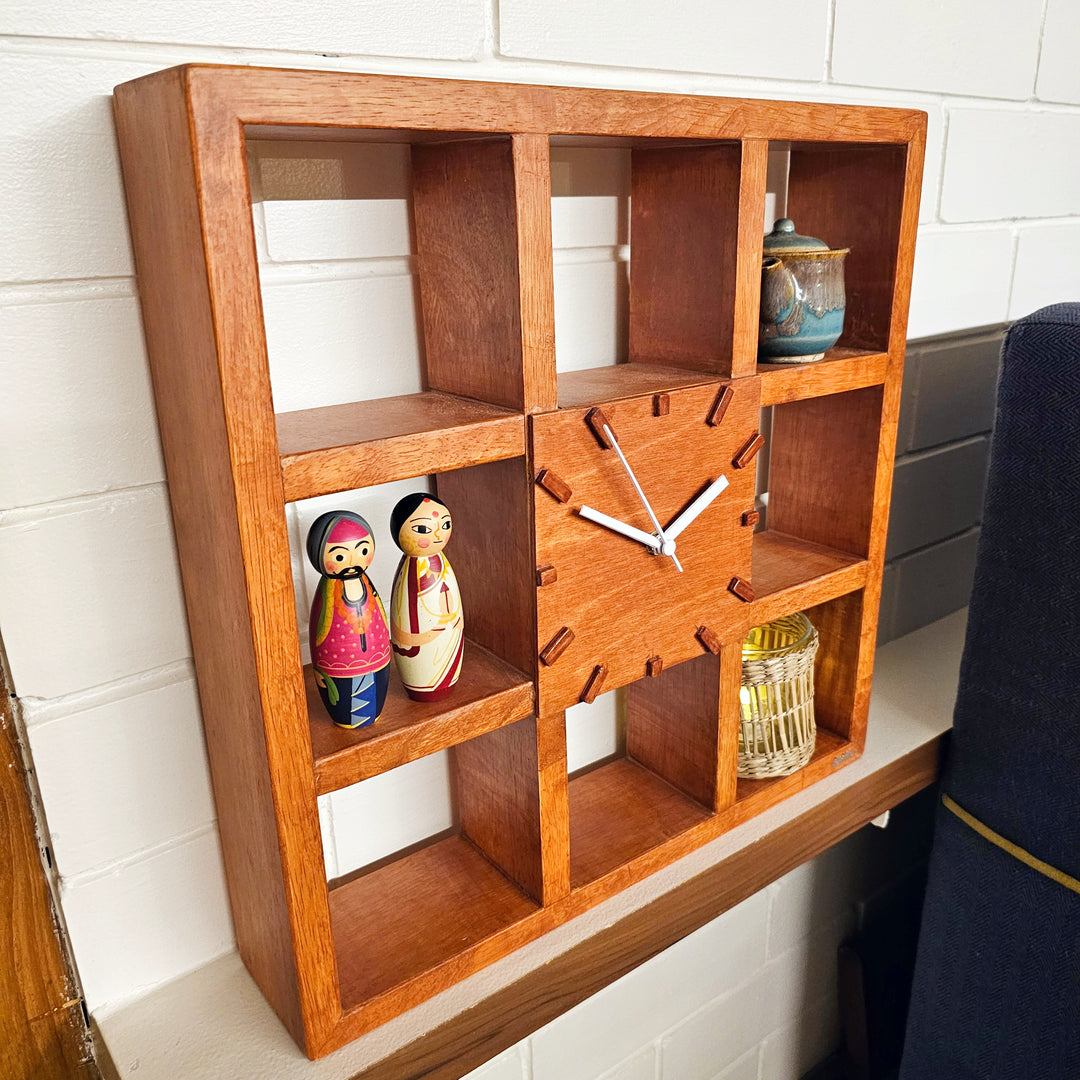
664;475;730;540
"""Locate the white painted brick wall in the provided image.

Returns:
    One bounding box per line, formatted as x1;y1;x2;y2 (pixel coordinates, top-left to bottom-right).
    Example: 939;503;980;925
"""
831;0;1044;100
3;2;1077;1076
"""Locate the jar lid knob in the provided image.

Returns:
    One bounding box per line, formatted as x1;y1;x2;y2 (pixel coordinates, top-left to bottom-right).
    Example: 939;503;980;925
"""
774;218;796;233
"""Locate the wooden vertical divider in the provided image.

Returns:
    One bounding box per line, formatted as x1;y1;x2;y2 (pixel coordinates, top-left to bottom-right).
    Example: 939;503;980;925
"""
436;458;537;680
114;68;337;1056
628;143;743;374
626;653;722;811
802;591;866;743
731;139;770;378
412;135;556;413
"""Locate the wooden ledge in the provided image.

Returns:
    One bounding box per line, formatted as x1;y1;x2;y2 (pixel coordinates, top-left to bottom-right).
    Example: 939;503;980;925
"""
94;610;966;1080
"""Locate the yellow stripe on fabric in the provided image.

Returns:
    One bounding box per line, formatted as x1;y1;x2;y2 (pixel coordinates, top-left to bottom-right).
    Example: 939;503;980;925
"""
943;794;1080;897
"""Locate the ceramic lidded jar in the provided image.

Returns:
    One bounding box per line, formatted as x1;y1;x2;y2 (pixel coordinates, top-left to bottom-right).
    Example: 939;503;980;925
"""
758;218;849;364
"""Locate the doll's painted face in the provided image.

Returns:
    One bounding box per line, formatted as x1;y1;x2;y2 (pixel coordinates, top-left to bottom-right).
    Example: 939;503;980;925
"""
321;519;374;578
397;498;452;558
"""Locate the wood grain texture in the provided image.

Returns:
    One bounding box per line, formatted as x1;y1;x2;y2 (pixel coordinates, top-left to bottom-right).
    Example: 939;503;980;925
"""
114;67;334;1054
727;577;755;603
751;530;868;618
629;144;742;372
787;145;908;355
535;564;557;587
569;759;712;890
412;139;528;411
330;835;539;1015
278;393;525;502
179;65;926;144
539;627;575;666
579;664;608;704
308;646;533;794
454;718;547;903
732;432;764;469
802;591;868;743
731;139;770;378
512;134;558;413
557;362;717;409
437;458;537;679
1;696;92;1080
535;468;572;504
536;712;571;902
706;384;734;427
758;349;888;406
346;737;941;1079
768;385;885;558
626;652;722;809
533;380;760;715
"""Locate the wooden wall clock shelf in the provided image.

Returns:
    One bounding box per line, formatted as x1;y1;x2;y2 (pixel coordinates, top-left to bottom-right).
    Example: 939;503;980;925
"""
113;66;924;1060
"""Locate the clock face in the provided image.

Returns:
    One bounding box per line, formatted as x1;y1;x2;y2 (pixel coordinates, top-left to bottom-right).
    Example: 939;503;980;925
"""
531;378;762;716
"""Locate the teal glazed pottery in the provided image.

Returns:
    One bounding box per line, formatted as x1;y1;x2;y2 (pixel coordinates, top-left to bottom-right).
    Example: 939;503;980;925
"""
758;218;849;364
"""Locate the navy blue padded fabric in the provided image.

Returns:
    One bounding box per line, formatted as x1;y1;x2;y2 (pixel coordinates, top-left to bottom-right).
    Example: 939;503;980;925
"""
900;304;1080;1079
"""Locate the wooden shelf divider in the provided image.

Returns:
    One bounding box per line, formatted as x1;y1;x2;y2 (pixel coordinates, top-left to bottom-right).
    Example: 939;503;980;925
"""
758;348;889;406
308;642;534;795
278;391;525;501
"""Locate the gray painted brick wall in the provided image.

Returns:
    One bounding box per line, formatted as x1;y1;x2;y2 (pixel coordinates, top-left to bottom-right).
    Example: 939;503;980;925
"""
877;325;1005;645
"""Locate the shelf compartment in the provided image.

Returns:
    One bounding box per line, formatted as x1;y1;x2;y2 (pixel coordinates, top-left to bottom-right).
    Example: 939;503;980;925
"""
569;758;712;890
556;362;719;410
750;530;868;626
728;728;854;827
758;349;888;406
308;642;533;795
331;833;540;1013
277;391;525;502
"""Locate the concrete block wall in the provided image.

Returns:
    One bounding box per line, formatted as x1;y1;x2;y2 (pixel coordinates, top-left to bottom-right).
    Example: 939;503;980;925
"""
1;2;1076;1075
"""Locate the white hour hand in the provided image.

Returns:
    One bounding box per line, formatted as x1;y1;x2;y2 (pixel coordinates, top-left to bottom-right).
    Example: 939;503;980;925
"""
664;475;729;540
578;504;662;550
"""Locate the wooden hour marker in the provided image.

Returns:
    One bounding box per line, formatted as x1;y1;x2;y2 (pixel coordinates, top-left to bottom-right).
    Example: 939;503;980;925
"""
535;564;558;587
696;626;722;655
580;664;608;704
733;432;765;469
728;576;755;603
706;385;734;427
536;468;573;503
741;510;760;527
653;393;670;417
646;655;663;677
539;626;575;666
585;407;616;449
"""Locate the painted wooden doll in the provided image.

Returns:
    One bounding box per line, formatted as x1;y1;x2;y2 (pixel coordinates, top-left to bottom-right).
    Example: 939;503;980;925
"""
389;493;464;701
306;511;391;728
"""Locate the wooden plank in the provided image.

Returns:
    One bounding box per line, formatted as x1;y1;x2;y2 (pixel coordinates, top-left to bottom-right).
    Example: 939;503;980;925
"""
512;134;558;413
455;718;547;904
178;65;927;144
436;458;538;680
115;66;332;1055
412;138;529;411
752;530;867;601
758;349;888;406
308;645;534;794
731;139;770;378
1;695;93;1080
626;652;722;809
278;393;525;501
569;759;712;890
536;713;571;903
346;737;942;1079
557;362;717;409
629;144;743;373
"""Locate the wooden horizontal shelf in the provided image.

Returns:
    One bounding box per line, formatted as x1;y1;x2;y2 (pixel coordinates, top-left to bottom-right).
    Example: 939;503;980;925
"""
277;390;525;502
750;529;868;625
308;642;534;795
330;833;540;1013
557;362;719;410
569;758;712;891
758;348;888;406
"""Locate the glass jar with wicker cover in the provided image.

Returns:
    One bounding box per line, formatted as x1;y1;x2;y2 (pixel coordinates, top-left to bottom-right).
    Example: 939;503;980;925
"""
739;612;819;778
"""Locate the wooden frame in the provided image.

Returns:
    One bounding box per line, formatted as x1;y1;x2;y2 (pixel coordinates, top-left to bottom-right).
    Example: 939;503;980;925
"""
113;65;924;1059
